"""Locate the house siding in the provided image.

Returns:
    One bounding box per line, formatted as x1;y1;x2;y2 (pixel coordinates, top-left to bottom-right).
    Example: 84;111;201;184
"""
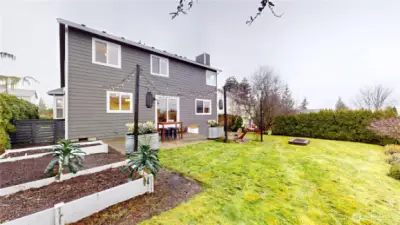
67;28;217;139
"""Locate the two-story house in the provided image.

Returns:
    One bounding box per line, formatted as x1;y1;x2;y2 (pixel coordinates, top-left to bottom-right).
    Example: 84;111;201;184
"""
48;19;220;140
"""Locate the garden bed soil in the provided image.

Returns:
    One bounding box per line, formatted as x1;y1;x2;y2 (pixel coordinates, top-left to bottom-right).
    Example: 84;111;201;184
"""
0;167;129;223
3;143;102;158
71;169;202;225
0;147;124;189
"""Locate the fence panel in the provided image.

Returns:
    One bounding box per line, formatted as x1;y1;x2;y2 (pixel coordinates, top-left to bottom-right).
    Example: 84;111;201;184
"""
10;119;65;145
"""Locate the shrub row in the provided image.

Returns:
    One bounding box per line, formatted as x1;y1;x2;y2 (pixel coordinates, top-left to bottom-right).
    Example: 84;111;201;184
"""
218;114;243;131
272;109;398;145
0;93;39;152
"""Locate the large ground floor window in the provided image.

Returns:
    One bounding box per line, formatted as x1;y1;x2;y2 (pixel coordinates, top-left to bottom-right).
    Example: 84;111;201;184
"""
156;95;179;124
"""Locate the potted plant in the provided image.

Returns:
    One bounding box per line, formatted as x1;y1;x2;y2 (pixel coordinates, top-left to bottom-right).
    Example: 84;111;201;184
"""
187;124;199;134
125;121;159;154
207;120;223;139
44;139;86;180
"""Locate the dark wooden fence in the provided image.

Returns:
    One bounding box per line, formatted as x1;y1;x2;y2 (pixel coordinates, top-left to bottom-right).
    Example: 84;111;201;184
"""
10;119;65;145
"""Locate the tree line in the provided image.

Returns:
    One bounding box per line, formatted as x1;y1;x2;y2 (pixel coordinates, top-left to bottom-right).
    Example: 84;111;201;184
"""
222;66;397;131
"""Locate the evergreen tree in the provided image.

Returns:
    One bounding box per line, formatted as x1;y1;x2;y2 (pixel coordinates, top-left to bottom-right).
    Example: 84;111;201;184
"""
281;84;296;114
300;98;309;110
224;76;239;92
335;97;348;110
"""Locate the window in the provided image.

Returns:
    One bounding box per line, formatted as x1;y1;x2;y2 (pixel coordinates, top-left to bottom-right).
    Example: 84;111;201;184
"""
156;96;179;123
151;55;169;77
206;70;217;86
55;97;64;119
92;38;121;68
195;99;212;115
106;91;133;113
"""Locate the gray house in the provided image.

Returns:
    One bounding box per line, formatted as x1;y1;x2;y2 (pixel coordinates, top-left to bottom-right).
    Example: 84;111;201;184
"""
48;19;220;140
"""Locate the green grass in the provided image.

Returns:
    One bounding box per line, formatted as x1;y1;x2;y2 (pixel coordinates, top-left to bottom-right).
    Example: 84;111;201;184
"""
142;135;400;225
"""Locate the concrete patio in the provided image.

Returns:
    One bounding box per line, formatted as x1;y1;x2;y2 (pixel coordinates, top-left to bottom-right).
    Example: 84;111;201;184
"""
104;133;209;154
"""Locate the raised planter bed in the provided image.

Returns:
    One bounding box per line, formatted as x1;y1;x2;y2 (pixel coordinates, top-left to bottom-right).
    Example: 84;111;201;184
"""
0;147;124;191
0;167;153;225
0;141;108;163
71;169;202;225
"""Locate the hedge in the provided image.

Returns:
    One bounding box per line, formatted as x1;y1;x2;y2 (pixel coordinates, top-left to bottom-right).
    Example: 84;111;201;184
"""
272;108;398;145
218;114;243;131
0;93;39;152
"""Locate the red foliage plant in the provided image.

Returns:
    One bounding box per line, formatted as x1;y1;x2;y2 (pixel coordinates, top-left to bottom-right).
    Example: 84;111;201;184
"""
369;118;400;139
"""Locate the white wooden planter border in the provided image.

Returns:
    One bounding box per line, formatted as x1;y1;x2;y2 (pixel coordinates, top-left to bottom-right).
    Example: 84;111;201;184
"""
0;160;127;197
2;172;153;225
3;141;103;154
0;141;108;163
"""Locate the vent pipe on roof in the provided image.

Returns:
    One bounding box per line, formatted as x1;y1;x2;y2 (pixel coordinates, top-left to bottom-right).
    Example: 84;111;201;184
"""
195;53;210;66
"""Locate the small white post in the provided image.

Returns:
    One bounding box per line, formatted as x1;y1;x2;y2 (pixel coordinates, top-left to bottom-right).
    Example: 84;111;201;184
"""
54;202;65;225
148;174;154;193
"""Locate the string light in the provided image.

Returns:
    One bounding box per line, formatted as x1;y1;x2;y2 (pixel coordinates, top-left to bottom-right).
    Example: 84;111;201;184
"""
103;69;220;100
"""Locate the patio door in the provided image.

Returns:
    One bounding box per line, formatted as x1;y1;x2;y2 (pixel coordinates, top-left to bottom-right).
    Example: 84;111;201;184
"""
155;95;180;127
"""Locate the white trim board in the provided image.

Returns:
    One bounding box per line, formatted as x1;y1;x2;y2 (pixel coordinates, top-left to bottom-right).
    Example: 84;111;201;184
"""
2;170;153;225
0;143;108;163
3;141;104;154
65;25;69;139
0;160;127;197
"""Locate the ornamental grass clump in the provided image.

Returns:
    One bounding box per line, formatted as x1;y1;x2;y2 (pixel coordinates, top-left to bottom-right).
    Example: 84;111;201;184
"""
126;121;157;135
384;144;400;155
45;139;86;180
208;120;219;127
123;143;162;185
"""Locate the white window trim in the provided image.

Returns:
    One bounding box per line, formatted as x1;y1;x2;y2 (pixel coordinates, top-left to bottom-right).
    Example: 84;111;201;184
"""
150;54;169;77
92;38;121;69
195;99;212;115
54;96;65;119
154;95;180;127
206;70;217;87
106;91;133;113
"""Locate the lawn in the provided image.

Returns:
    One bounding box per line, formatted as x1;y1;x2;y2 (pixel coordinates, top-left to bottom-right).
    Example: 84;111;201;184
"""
142;135;400;225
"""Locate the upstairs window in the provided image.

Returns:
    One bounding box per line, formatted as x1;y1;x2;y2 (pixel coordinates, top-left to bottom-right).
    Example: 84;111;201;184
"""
106;91;132;113
151;55;169;77
195;99;212;115
92;38;121;68
206;70;217;86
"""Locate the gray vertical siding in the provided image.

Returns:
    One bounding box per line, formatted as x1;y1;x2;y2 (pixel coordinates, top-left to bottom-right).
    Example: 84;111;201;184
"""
67;28;217;139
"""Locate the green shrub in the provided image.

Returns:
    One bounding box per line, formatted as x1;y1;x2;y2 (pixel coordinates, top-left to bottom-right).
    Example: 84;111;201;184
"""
0;93;39;152
272;108;398;145
234;116;243;131
388;164;400;180
218;114;242;131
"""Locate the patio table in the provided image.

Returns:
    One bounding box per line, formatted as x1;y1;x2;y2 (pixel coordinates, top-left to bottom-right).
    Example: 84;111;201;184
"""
157;122;183;142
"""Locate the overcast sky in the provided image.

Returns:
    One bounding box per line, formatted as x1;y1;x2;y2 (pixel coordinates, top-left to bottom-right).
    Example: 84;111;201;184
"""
1;0;399;108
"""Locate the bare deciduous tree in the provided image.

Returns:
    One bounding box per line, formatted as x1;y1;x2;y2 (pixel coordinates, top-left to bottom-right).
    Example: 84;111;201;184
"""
251;66;295;130
354;85;394;111
170;0;283;24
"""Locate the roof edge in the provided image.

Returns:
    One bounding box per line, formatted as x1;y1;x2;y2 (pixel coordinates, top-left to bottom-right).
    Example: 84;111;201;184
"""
57;18;221;72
